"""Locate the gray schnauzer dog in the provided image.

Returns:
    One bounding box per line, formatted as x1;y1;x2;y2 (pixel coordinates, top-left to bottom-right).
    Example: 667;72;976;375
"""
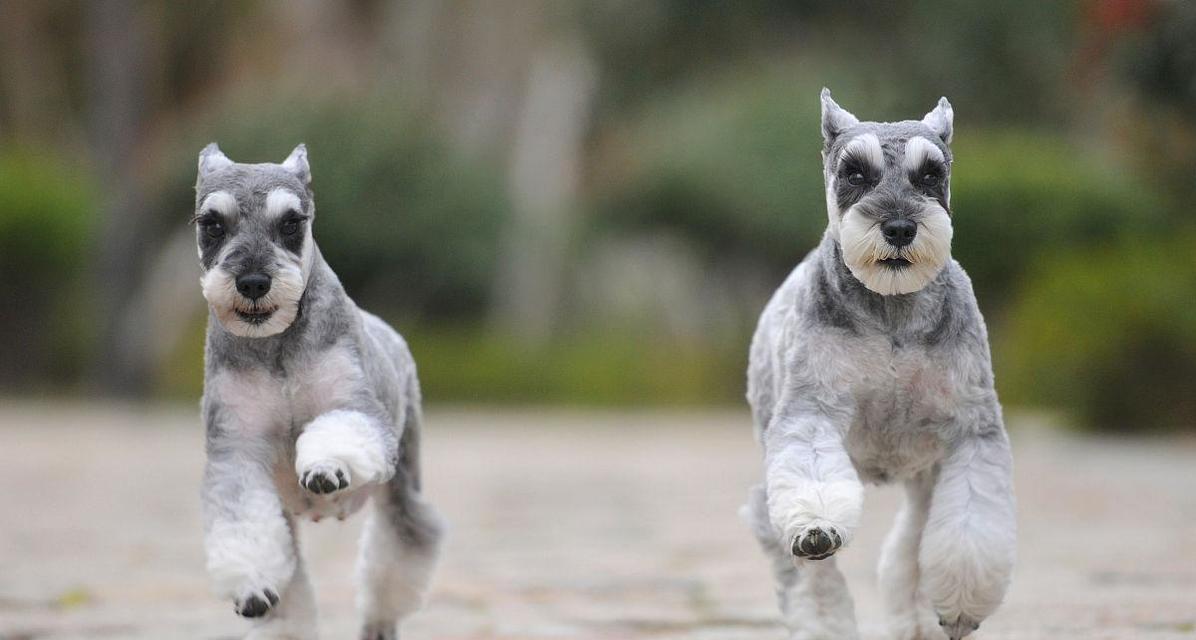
744;90;1016;640
194;143;443;639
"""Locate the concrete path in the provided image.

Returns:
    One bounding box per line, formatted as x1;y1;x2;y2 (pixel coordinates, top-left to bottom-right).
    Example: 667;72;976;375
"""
0;403;1193;639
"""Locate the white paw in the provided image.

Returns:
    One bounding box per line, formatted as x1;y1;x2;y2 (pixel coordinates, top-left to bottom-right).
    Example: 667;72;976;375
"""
295;410;392;487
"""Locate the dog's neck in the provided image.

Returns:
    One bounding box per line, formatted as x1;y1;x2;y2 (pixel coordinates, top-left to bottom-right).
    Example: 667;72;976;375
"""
815;232;953;341
205;244;354;370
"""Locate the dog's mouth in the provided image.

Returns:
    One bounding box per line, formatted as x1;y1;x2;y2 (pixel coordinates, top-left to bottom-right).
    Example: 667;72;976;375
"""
877;257;912;268
235;307;276;325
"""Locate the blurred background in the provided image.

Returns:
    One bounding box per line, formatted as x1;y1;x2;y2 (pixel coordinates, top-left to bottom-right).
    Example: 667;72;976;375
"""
3;2;1196;639
0;0;1194;431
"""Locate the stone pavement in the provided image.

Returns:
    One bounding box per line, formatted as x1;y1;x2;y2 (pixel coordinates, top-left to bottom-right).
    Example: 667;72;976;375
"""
0;403;1194;639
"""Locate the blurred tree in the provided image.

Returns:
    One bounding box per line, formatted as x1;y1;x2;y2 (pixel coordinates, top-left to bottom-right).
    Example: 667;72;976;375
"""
84;0;155;395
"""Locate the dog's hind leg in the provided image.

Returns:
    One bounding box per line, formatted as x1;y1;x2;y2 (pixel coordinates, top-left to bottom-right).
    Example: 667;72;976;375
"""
920;426;1016;640
877;472;939;640
744;484;859;640
356;411;444;640
246;516;317;640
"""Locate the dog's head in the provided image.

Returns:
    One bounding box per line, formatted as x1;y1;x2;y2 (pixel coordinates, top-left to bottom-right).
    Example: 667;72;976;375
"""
193;143;315;338
819;89;954;296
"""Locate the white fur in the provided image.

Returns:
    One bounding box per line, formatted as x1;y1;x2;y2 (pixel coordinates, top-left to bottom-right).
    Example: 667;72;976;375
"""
245;558;317;640
919;434;1017;631
782;559;860;640
204;483;296;602
839;202;953;295
356;497;443;632
265;188;301;219
201;190;239;218
878;475;941;640
199;234;309;339
843;133;884;172
902;136;944;173
295;410;394;487
763;416;864;548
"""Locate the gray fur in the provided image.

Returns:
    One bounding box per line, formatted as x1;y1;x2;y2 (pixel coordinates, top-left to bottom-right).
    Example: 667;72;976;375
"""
745;91;1016;640
196;144;442;639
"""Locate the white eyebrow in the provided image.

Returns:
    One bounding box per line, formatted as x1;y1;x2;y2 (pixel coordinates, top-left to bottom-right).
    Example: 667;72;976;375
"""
903;136;945;172
265;188;302;218
840;133;884;172
199;191;238;218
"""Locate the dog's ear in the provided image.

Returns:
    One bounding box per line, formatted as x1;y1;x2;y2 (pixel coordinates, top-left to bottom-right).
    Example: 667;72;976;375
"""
921;97;953;144
281;143;310;185
821;88;859;147
198;143;233;179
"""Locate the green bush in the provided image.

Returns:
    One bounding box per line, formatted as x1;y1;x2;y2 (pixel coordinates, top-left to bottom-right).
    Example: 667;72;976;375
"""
0;149;97;386
407;325;745;406
157;92;511;320
998;236;1196;432
950;132;1161;313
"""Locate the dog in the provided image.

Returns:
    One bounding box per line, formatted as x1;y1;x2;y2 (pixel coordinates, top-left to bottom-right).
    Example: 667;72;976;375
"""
744;90;1016;640
194;143;443;640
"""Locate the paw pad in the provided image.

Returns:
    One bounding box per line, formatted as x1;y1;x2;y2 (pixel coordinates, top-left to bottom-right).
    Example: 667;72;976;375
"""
235;588;279;618
791;526;843;560
300;462;350;495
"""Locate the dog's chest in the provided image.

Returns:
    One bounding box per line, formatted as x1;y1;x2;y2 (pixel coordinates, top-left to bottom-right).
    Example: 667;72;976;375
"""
211;346;370;519
213;345;362;435
840;336;956;482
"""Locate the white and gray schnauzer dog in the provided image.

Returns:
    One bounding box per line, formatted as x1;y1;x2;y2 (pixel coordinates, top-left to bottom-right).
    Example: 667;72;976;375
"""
194;143;443;639
744;90;1016;640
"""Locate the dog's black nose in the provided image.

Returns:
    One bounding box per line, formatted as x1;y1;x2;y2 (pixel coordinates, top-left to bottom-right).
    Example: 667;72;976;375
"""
881;219;917;247
235;273;272;300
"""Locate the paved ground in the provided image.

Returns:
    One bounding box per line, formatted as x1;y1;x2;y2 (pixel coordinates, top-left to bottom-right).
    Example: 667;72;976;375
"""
0;403;1194;640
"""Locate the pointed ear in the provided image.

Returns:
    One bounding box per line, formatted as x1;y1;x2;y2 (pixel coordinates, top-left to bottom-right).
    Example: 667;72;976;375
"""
921;97;953;144
281;144;310;185
198;143;233;178
821;88;859;147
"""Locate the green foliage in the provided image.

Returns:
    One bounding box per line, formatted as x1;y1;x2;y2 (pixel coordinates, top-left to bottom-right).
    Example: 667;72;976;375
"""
593;70;829;275
158;93;510;320
408;326;744;406
950;131;1161;313
0;149;98;385
0;150;95;279
998;236;1196;431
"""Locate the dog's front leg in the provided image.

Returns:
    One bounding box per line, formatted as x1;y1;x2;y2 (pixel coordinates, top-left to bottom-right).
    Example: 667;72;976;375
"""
764;410;863;561
202;439;297;620
762;409;863;639
920;423;1016;640
295;408;398;496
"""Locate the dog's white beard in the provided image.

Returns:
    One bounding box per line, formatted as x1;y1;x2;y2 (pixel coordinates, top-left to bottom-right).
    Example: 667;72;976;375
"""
839;204;953;295
201;244;309;338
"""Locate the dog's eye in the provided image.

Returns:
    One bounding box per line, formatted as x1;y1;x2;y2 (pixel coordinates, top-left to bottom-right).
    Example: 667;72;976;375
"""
280;212;305;236
919;172;941;187
847;172;868;187
202;220;225;239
